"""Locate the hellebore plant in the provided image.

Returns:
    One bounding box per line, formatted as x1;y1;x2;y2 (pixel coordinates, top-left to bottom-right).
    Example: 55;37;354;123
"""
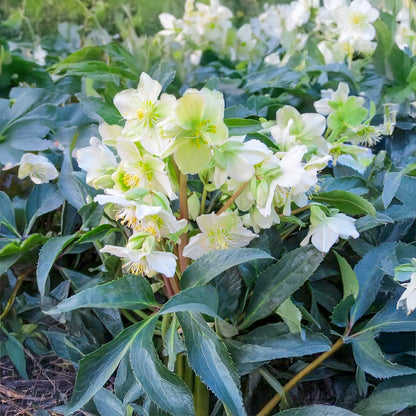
9;62;409;416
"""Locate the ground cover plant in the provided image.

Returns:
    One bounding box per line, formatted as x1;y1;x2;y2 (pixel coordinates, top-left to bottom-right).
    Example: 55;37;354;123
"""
0;0;416;415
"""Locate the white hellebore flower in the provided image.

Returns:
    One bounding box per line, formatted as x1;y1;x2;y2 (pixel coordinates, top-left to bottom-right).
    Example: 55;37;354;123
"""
183;212;258;260
300;206;359;253
213;137;271;188
114;72;176;156
397;272;416;316
116;140;176;200
314;82;354;115
76;137;118;189
101;233;177;278
95;189;186;238
18;153;58;184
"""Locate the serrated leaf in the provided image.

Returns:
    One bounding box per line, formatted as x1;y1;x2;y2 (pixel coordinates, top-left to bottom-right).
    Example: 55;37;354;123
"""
334;253;359;299
312;190;376;217
354;380;416;415
177;312;246;416
277;405;359;415
331;295;355;327
181;248;272;289
130;315;195;416
65;321;145;414
160;286;220;318
356;285;416;336
350;242;397;325
241;246;324;329
228;330;331;367
37;234;78;299
76;93;122;125
46;275;157;314
350;332;416;379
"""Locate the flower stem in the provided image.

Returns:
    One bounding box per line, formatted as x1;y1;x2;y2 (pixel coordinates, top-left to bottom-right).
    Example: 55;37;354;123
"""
282;204;311;217
217;182;249;215
256;337;345;416
178;172;189;274
0;274;25;321
200;185;208;215
194;375;209;416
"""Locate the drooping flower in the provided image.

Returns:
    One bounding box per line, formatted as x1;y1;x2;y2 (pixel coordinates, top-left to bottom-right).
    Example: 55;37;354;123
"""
300;205;359;253
75;137;118;189
17;153;58;184
183;211;257;259
101;233;177;278
397;272;416;316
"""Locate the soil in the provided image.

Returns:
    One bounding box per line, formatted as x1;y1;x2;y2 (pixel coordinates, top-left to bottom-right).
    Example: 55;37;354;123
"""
0;352;76;416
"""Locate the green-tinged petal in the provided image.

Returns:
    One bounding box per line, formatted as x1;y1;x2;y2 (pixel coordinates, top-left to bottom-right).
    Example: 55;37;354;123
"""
176;93;204;131
174;140;212;174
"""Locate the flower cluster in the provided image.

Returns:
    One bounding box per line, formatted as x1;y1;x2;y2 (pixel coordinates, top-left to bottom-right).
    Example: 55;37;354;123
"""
157;0;412;67
72;72;370;279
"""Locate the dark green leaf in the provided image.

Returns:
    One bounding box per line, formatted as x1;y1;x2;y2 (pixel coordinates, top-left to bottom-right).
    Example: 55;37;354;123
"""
331;295;355;327
25;183;64;235
46;275;157;314
0;191;18;235
224;118;262;135
350;242;397;325
6;334;28;379
241;246;324;329
65;322;143;414
351;332;416;379
93;388;124;416
130;315;195;416
354;382;416;415
36;234;78;298
177;312;246;416
181;248;272;289
277;405;359;416
160;286;220;318
76;93;122;125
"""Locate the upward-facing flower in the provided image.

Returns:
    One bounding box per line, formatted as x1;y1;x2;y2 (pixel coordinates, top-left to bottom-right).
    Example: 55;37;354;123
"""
17;153;58;184
115;140;176;200
300;205;359;253
101;233;177;278
167;87;228;174
183;211;257;259
114;72;177;156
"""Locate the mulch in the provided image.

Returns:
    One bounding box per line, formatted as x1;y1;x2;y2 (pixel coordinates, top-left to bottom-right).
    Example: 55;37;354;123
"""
0;351;76;416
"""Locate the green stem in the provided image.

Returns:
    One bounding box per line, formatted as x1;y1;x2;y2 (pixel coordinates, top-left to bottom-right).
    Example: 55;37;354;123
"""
200;185;208;215
178;172;189;274
194;375;209;416
0;274;25;321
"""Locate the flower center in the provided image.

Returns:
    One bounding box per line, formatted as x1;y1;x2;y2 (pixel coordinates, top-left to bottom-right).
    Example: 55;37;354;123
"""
125;258;154;277
207;227;234;250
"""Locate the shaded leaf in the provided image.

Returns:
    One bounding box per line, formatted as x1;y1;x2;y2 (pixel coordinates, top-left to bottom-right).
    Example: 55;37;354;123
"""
241;246;324;329
181;248;272;289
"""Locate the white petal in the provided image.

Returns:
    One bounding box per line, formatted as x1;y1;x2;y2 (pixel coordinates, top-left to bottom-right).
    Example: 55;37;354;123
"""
114;89;142;120
311;224;340;253
183;234;208;260
147;251;177;277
